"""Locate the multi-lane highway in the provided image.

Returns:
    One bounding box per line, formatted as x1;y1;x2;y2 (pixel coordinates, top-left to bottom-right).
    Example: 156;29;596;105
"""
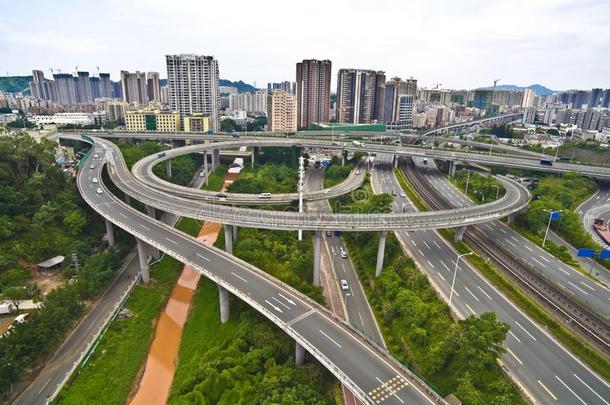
413;159;610;320
73;137;446;404
579;185;610;249
370;154;610;405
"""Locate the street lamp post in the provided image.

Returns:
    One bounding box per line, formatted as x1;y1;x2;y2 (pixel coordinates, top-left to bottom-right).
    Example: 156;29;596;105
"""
492;184;500;200
449;252;473;307
542;209;562;248
464;169;471;195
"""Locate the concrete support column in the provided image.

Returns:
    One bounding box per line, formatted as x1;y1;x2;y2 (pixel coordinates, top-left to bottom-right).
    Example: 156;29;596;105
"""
375;231;388;277
203;151;209;186
136;239;150;284
507;212;517;225
251;149;255;168
393;155;398;169
145;205;156;219
218;285;230;323
213;149;220;170
454;226;467;242
105;219;115;247
149;244;160;260
232;225;238;241
224;224;233;254
449;161;457;177
166;159;172;178
313;231;322;286
341;153;346;166
295;342;306;366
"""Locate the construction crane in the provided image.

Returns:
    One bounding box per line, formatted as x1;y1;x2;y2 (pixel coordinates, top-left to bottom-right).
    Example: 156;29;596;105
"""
433;83;442;89
493;78;501;92
74;66;79;75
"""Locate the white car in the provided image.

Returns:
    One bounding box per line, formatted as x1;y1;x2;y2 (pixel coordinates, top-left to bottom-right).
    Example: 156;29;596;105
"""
89;164;95;169
92;177;99;183
340;249;348;259
399;192;406;198
355;169;361;175
340;279;349;290
96;187;103;194
93;154;99;159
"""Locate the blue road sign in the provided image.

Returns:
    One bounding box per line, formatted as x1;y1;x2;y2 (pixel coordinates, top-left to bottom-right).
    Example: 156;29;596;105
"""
577;248;595;258
550;211;561;221
600;250;610;259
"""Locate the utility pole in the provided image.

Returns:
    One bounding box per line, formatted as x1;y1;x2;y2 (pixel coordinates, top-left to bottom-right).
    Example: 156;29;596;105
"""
298;155;305;241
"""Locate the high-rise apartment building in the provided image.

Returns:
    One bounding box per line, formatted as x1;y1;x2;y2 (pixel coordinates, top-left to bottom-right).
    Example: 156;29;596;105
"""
336;68;385;124
229;91;267;113
53;73;78;105
76;71;93;103
268;81;295;94
296;59;331;129
166;54;220;132
29;70;55;101
120;70;148;104
125;109;181;132
90;76;101;99
385;77;417;122
99;73;113;98
473;89;495;111
267;91;297;132
147;72;161;102
522;88;534;108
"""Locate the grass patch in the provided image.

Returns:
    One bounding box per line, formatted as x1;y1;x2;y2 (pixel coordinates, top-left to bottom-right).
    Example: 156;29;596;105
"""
394;168;430;211
55;218;202;405
200;163;227;192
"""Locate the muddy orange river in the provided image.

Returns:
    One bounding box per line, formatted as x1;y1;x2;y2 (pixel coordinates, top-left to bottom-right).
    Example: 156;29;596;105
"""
129;178;231;405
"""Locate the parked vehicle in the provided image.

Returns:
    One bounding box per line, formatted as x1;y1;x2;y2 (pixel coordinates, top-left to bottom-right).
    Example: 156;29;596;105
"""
340;279;349;290
593;218;610;245
540;159;553;166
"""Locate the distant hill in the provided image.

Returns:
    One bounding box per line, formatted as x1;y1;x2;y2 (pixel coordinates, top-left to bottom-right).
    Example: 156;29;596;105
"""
0;76;32;94
159;78;256;93
482;84;556;96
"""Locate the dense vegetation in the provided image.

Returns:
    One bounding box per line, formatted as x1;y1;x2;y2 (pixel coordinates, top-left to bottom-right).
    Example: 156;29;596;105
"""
114;140;200;187
323;155;352;188
479;124;521;139
0;133;136;395
229;163;297;194
515;172;597;248
169;279;339;404
449;169;505;203
56;218;202;405
0;76;32;94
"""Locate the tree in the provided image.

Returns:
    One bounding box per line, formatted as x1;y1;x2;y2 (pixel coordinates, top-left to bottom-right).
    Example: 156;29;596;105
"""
456;312;509;370
1;287;27;312
221;118;239;133
63;210;87;236
456;372;484;405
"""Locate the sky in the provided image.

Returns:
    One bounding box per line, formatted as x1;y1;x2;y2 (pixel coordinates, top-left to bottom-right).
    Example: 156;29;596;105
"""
1;0;608;91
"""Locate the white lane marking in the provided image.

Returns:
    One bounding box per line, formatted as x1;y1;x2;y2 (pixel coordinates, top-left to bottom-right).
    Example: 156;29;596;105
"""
38;378;52;394
465;303;476;315
506;347;523;365
506;239;516;247
537;380;558;401
265;299;283;313
139;224;151;231
511;236;519;242
272;296;291;310
441;261;451;272
433;240;441;249
500;228;507;234
278;292;297;306
230;271;248;283
514;321;537;341
579;281;596;292
572;373;609;405
485;224;493;230
532;257;546;267
194;251;210;261
477;285;493;300
437;273;446;281
427;260;435;269
164;237;178;245
320;329;342;348
411;239;417;247
418;249;424;256
568;281;589;296
359;312;365;327
423;240;431;250
508;330;521;343
524;245;533;252
119;212;128;219
558;267;570;275
555;375;587;405
376;377;405;404
464;286;479;301
541;256;551;263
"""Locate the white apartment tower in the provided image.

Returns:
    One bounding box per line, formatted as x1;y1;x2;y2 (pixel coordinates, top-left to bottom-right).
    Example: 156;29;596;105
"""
166;54;220;132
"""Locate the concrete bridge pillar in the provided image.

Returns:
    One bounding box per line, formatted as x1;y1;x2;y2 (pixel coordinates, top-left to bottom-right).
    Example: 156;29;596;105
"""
136;239;150;284
105;219;115;247
232;225;238;240
166;159;172;178
313;231;322;286
454;226;467;242
218;285;230;323
212;149;220;170
145;205;156;219
295;342;306;366
449;161;457;177
393;155;398;169
149;244;160;260
251;149;255;168
507;212;518;225
224;224;233;254
341;153;346;166
375;231;388;277
203;151;209;186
